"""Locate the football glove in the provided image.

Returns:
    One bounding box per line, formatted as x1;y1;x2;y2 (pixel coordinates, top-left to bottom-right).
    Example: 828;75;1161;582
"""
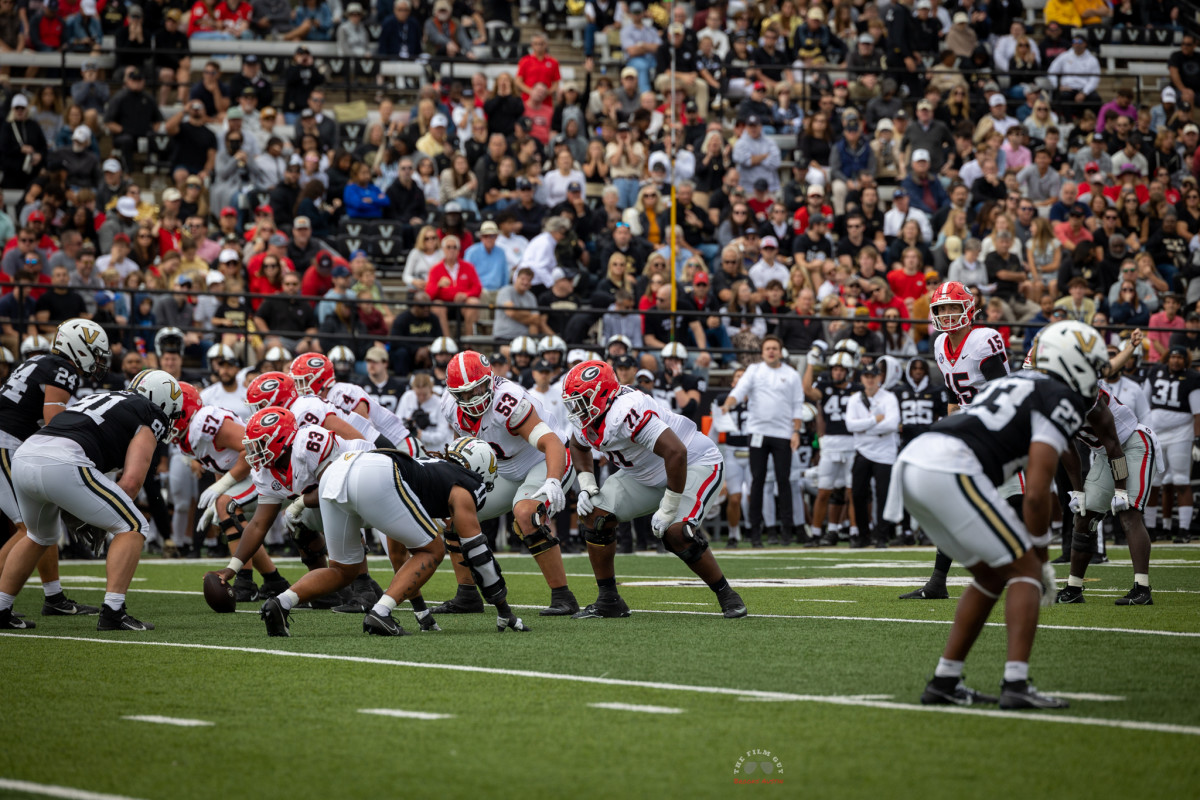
283;497;306;535
1193;437;1200;462
1111;488;1132;513
1067;490;1085;515
198;473;237;514
534;478;566;516
651;489;683;539
195;503;217;534
576;472;599;517
1040;560;1057;608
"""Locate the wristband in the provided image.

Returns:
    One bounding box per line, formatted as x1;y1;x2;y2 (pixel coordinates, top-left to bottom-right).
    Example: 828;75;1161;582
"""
577;471;599;495
210;472;237;498
1110;454;1128;482
658;488;683;517
526;421;554;448
226;557;244;573
287;497;306;517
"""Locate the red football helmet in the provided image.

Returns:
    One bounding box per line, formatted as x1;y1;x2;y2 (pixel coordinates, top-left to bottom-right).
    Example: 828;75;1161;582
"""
167;382;204;445
243;406;298;474
247;371;299;413
562;360;620;431
446;351;495;418
929;281;976;334
290;353;334;397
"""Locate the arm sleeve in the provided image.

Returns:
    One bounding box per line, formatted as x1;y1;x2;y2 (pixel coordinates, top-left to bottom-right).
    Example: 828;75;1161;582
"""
980;351;1009;382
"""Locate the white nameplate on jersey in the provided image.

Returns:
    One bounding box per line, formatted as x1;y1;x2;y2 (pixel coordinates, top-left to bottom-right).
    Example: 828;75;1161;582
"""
751;434;764;448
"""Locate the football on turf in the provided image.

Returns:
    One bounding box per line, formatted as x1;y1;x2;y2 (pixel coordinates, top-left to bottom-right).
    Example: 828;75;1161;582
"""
203;572;237;613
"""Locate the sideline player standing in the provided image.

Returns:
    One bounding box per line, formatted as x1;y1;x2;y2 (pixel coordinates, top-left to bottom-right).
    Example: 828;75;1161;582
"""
1141;346;1200;543
885;321;1108;708
563;360;747;619
805;350;859;547
902;281;1010;600
720;336;806;546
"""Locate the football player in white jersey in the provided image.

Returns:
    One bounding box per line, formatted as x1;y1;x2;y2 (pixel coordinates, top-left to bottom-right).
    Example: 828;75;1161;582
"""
1056;386;1160;606
902;281;1011;600
246;371;379;444
291;352;423;456
172;382;291;605
1100;336;1150;423
563;360;748;619
438;350;580;616
199;344;253;420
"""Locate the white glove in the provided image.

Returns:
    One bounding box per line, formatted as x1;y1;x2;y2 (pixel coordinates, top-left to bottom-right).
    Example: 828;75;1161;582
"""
284;497;306;535
1067;490;1085;515
651;489;683;539
534;478;566;516
1111;488;1131;513
1192;438;1200;462
576;472;599;517
195;503;217;534
198;473;237;514
803;467;819;483
1040;560;1057;608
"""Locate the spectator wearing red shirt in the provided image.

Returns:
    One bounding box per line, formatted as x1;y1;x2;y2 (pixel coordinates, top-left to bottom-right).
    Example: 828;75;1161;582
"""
886;248;928;306
522;84;554;146
247;238;290;311
866;278;909;331
1147;293;1186;363
215;0;253;37
301;251;344;300
792;185;834;236
32;3;63;50
187;0;222;37
515;33;561;99
426;235;482;336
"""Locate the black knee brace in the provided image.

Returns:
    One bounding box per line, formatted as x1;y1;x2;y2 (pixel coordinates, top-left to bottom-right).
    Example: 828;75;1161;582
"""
1073;518;1100;554
514;503;560;556
829;490;847;507
460;533;507;605
443;529;463;555
581;513;617;546
668;526;710;565
218;502;247;543
291;526;328;569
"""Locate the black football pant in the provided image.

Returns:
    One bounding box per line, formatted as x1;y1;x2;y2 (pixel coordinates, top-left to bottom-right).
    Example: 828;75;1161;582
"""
749;436;794;536
851;453;892;544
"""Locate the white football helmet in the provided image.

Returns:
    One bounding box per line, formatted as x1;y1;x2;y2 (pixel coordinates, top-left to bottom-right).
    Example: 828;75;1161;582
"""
0;347;14;364
129;369;184;430
154;326;184;358
19;335;51;360
661;342;688;361
832;338;863;365
537;335;567;356
827;351;856;373
606;334;632;353
327;345;356;365
264;345;293;364
445;436;497;493
510;335;539;358
206;343;237;365
807;339;829;369
567;348;589;365
52;318;110;378
1032;320;1110;401
799;402;818;423
431;337;458;356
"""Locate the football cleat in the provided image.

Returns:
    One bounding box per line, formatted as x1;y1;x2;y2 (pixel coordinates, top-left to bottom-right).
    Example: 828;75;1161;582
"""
363;609;409;636
920;677;999;706
416;612;441;632
308;587;352;609
97;605;154;631
432;587;485;614
539;587;580;616
1051;551;1072;564
717;587;748;618
1089;552;1109;564
258;575;291;599
0;608;34;629
999;680;1069;710
1055;585;1085;604
571;597;632;619
260;597;291;637
41;593;100;616
1114;584;1153;605
899;584;950;600
498;613;531;632
232;574;259;603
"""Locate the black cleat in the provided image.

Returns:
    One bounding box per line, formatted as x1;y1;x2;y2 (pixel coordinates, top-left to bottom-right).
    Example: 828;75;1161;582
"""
331;598;370;614
1090;552;1109;565
416;612;441;632
260;597;290;637
999;680;1069;710
432;588;485;614
0;608;34;629
819;531;839;547
717;587;748;618
363;609;409;636
920;677;999;706
308;587;352;610
1114;584;1153;605
726;538;739;549
41;593;99;616
899;584;950;600
258;576;291;599
571;596;632;619
497;613;531;632
888;535;917;547
539;587;580;616
849;536;871;549
97;605;154;631
1055;585;1085;604
1051;551;1072;564
1173;532;1192;543
232;575;259;603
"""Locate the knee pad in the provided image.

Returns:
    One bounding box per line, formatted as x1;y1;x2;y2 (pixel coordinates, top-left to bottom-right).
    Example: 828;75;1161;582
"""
514;504;560;556
443;529;463;555
581;513;617;546
1073;522;1099;554
218;502;247;543
667;526;710;565
460;533;507;604
291;526;328;569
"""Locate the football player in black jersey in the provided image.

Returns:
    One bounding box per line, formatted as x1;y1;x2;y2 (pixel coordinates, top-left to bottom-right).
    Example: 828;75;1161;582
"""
656;343;705;425
0;369;183;631
0;320;110;622
890;358;949;545
362;346;407;414
805;351;860;547
884;321;1107;709
1142;346;1200;543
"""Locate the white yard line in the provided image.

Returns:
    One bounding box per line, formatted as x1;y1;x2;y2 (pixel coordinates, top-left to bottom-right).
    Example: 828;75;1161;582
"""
793;599;858;604
1045;693;1126;702
358;708;455;720
4;634;1196;737
588;702;684;714
0;779;149;800
120;715;213;727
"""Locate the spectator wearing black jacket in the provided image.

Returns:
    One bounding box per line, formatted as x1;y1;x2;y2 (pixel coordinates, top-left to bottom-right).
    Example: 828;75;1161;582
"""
377;0;423;58
389;293;443;374
269;159;303;230
281;48;325;119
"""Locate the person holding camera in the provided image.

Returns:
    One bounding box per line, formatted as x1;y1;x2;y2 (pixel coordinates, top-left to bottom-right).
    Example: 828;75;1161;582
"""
395;372;453;452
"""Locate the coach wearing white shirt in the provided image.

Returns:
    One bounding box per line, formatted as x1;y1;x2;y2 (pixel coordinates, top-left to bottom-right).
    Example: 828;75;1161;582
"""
845;362;900;548
721;335;805;546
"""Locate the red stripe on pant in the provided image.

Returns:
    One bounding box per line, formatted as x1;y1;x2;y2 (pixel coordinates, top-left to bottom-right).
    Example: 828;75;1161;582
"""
1133;430;1152;509
685;464;722;521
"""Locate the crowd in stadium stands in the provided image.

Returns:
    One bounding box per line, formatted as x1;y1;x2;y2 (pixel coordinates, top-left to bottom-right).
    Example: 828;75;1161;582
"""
0;0;1197;384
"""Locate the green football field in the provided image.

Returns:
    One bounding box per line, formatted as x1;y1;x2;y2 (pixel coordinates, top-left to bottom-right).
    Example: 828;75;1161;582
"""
2;545;1198;800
